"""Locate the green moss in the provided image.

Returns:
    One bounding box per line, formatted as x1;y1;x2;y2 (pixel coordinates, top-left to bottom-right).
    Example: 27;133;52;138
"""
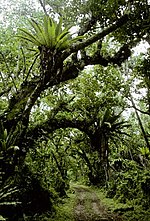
48;192;76;221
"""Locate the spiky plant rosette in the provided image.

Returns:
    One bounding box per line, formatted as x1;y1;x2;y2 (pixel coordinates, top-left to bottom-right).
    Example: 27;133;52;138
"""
18;15;83;52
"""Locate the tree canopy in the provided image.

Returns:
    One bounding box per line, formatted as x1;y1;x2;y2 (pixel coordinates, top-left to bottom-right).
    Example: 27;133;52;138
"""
0;0;150;220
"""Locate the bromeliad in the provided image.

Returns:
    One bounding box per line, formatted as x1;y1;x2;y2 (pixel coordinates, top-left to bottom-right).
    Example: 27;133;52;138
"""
18;15;83;52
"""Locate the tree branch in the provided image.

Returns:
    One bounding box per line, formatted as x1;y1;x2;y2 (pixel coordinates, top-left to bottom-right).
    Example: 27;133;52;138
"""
25;117;92;148
38;0;48;15
78;16;97;36
61;14;129;61
60;44;131;81
129;105;150;115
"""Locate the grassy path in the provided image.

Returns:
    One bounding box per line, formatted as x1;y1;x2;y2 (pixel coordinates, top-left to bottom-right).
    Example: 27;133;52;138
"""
48;184;124;221
73;185;123;221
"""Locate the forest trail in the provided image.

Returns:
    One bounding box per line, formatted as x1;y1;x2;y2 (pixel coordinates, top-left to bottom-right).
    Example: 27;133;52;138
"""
73;185;123;221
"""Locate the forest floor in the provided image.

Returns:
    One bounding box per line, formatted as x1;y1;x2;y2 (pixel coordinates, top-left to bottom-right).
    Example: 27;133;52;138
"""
48;184;125;221
73;185;123;221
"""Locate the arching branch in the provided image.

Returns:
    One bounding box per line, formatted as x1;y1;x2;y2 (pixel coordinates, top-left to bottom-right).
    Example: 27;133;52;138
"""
61;14;129;61
25;117;93;149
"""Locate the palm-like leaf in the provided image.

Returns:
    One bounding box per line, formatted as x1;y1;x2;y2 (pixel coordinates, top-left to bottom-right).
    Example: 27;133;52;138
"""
29;19;47;45
46;16;56;48
18;27;43;46
18;16;83;52
100;108;130;135
55;17;63;37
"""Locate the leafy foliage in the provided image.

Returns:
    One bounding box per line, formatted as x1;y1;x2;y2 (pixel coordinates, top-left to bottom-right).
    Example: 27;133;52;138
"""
0;121;21;220
0;0;150;220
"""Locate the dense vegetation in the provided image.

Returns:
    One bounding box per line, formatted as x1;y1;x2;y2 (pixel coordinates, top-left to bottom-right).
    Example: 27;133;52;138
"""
0;0;150;220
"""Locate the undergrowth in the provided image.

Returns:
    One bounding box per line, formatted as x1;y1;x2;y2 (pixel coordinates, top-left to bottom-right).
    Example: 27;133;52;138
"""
21;183;150;221
93;182;150;221
30;189;76;221
49;192;75;221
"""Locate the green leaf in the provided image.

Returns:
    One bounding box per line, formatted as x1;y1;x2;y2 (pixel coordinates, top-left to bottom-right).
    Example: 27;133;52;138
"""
56;29;70;42
29;19;47;45
47;16;56;48
17;28;42;46
56;34;70;51
3;129;7;140
55;17;63;38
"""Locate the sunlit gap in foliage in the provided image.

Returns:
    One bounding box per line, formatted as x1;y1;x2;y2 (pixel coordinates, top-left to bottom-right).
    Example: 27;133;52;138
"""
133;41;149;56
0;0;41;26
121;58;148;119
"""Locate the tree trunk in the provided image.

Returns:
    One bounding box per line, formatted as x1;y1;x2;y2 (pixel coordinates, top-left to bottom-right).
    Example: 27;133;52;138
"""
90;130;109;186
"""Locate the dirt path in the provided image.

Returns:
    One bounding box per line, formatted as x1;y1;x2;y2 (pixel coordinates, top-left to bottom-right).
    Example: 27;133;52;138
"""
73;186;123;221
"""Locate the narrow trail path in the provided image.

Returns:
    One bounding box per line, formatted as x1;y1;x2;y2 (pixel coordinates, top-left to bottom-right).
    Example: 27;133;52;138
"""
73;185;123;221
